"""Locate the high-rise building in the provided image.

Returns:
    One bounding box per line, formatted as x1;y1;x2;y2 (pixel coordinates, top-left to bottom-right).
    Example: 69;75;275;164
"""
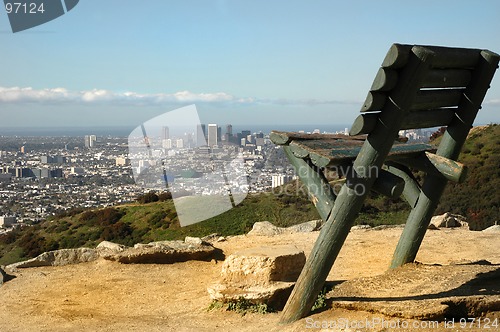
84;135;97;148
226;124;233;136
162;126;170;140
208;124;218;147
176;138;184;148
163;138;173;149
197;124;207;146
272;175;292;188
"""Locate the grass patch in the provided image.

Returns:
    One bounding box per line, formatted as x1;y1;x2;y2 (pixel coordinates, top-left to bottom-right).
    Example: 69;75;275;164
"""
208;298;274;315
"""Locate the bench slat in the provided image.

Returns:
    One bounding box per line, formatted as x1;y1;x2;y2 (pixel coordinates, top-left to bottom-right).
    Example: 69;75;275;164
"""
289;138;435;167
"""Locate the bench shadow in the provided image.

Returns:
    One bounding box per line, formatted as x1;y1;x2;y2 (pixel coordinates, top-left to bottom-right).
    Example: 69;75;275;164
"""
332;264;500;303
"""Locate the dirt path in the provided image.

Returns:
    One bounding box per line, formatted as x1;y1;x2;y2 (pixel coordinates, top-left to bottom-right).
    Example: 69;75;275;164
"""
0;227;498;331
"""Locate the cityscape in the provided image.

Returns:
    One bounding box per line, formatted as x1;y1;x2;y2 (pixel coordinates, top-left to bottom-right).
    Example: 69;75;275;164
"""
0;124;433;233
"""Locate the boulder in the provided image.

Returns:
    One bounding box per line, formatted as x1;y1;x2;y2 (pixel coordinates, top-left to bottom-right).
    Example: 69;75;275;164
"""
483;225;500;233
96;240;127;252
429;213;468;229
105;240;216;264
207;245;306;310
184;236;203;246
7;248;99;269
248;220;322;236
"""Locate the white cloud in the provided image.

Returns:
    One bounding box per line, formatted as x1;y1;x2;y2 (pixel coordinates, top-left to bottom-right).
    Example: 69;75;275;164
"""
0;86;356;107
0;86;238;105
485;99;500;106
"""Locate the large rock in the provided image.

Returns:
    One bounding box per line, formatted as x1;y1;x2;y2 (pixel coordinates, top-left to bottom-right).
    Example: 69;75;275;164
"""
96;240;128;252
429;213;468;229
248;220;322;236
105;239;216;264
207;245;306;310
7;248;99;269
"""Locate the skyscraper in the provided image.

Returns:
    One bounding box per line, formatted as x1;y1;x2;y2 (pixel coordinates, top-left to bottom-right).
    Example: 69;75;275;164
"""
196;124;207;146
208;124;218;147
84;135;96;149
162;126;170;140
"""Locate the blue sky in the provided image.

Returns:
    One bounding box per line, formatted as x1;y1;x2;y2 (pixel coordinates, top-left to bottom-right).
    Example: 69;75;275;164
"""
1;0;499;129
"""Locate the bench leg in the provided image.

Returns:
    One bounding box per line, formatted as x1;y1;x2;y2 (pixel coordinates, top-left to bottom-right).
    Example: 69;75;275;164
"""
390;175;447;268
280;183;369;324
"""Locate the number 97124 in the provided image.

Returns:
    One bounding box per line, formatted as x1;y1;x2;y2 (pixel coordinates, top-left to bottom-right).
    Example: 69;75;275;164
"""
5;2;45;14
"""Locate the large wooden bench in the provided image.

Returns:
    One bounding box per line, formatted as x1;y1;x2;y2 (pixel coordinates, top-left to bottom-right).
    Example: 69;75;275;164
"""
271;43;500;323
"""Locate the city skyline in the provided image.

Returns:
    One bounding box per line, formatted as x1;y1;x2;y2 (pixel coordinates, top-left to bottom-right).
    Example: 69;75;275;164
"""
1;1;500;128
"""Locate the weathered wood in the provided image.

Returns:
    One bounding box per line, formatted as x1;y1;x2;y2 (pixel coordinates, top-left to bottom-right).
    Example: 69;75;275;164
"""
371;169;404;198
283;146;336;221
391;49;500;269
350;108;456;135
329;169;404;199
382;43;412;69
384;162;421;207
370;68;398;91
411;89;463;110
289;138;434;168
422;69;472;88
270;131;364;146
424;45;481;69
361;91;387;112
395;152;468;183
382;44;482;70
280;45;435;324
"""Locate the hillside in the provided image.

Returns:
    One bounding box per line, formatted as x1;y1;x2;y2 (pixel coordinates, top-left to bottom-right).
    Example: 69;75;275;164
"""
436;124;500;229
1;124;498;266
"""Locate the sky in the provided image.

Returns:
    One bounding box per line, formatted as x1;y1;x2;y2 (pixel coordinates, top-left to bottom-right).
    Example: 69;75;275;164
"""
1;0;499;131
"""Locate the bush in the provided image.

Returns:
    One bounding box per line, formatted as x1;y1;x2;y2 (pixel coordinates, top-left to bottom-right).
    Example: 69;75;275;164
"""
136;191;159;204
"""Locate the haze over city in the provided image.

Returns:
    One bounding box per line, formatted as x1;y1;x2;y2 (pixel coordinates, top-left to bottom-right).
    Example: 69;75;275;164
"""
1;1;500;132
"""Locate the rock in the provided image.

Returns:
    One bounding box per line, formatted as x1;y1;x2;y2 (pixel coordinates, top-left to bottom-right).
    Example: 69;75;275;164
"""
286;220;323;233
96;241;127;252
106;240;216;264
185;236;203;246
430;213;467;229
248;220;322;236
371;224;405;230
427;223;439;230
7;248;99;269
201;233;220;242
207;245;306;310
0;266;5;286
351;225;372;230
483;225;500;233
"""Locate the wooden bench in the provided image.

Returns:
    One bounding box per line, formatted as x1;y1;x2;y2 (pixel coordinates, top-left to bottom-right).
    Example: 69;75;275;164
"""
271;43;500;323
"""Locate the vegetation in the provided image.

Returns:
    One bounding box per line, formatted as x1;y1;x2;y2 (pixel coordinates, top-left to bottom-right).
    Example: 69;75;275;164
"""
436;124;500;228
208;298;273;315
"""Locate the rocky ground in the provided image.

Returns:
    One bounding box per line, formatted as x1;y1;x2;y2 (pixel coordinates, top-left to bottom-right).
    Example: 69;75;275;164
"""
0;226;499;332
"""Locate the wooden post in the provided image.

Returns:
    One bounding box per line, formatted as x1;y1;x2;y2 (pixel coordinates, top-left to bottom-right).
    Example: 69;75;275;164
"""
390;50;500;268
282;146;336;221
280;46;435;324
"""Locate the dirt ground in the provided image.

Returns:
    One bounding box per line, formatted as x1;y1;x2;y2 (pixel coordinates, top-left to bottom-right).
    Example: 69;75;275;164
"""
0;227;498;332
